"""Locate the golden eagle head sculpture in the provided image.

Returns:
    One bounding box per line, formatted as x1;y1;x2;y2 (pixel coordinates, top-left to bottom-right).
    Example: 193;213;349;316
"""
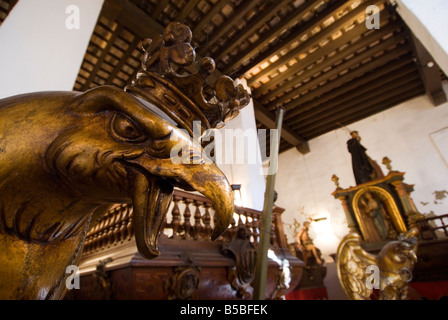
0;22;250;299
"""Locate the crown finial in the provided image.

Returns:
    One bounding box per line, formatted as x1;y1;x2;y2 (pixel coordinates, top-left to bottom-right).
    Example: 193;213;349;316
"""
332;174;341;189
382;157;393;172
125;22;251;138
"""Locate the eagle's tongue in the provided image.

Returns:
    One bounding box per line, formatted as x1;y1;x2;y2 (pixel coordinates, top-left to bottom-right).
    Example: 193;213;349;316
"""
131;173;173;259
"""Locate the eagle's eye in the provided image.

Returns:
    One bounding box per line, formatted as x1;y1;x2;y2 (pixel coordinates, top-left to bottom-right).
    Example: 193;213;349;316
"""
110;113;146;143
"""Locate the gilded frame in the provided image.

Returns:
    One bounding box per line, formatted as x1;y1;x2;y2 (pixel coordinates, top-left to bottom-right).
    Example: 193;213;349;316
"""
352;186;407;242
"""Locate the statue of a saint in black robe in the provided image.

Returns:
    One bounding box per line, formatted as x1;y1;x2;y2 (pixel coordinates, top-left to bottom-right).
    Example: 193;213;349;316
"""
347;131;378;185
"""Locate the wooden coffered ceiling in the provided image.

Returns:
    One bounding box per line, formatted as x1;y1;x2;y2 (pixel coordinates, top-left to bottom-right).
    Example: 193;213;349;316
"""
0;0;17;26
73;0;447;155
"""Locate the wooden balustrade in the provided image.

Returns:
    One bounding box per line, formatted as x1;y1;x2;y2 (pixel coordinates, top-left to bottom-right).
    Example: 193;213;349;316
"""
83;189;288;254
416;214;448;240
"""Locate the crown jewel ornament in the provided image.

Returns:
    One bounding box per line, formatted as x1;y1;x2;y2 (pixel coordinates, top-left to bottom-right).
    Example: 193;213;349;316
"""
125;22;251;138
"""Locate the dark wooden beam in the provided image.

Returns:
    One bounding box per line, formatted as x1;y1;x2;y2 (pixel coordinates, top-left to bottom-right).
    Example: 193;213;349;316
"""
152;0;170;20
284;57;414;121
255;16;395;95
253;101;310;154
263;136;295;157
81;24;124;91
292;71;421;130
279;46;412;113
82;0;168;90
407;29;447;106
300;80;423;136
266;32;408;107
105;37;140;86
257;17;398;103
197;0;264;57
288;67;419;127
176;0;202;22
221;0;323;74
0;0;18;22
246;0;378;86
279;144;294;154
213;0;292;63
304;86;425;139
272;139;293;154
191;0;232;42
4;0;18;10
105;0;164;38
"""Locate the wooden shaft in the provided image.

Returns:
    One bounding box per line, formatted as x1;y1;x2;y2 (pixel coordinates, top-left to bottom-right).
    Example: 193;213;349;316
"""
253;107;284;300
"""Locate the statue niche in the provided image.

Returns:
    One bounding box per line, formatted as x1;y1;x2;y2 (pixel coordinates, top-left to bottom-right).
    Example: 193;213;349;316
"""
355;188;401;243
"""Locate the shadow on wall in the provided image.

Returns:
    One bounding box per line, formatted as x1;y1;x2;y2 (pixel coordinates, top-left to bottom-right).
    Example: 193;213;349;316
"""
324;262;349;300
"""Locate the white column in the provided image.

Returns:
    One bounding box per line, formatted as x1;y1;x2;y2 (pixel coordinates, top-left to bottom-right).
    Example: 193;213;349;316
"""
395;0;448;76
215;79;266;211
0;0;104;99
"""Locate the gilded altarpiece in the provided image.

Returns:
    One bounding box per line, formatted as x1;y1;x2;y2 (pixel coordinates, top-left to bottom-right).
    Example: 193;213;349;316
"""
332;170;422;244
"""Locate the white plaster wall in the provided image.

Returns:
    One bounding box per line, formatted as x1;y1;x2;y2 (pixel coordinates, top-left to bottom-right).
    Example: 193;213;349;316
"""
396;0;448;76
276;82;448;260
215;79;266;211
0;0;104;99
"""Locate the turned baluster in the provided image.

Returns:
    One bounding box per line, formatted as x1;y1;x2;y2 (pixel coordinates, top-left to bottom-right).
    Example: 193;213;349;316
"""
97;213;107;249
93;217;105;251
84;224;95;253
102;210;111;248
252;213;260;245
95;217;106;251
120;204;130;241
228;214;237;241
89;222;100;252
106;209;117;247
96;218;105;250
270;220;276;247
212;205;218;239
83;236;90;253
126;207;134;240
91;219;100;252
83;234;92;253
244;211;253;242
203;202;212;241
236;210;244;228
86;237;93;253
234;210;243;238
182;198;192;239
102;211;113;248
97;215;107;249
113;205;124;244
171;196;181;238
115;205;125;243
193;200;203;240
88;221;101;252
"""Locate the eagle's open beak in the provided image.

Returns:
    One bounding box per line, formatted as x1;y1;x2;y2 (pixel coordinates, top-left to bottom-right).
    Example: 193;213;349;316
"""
68;86;236;259
124;129;234;259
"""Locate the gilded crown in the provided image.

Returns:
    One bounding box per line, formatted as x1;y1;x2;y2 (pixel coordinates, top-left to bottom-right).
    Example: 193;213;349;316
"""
124;22;251;138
